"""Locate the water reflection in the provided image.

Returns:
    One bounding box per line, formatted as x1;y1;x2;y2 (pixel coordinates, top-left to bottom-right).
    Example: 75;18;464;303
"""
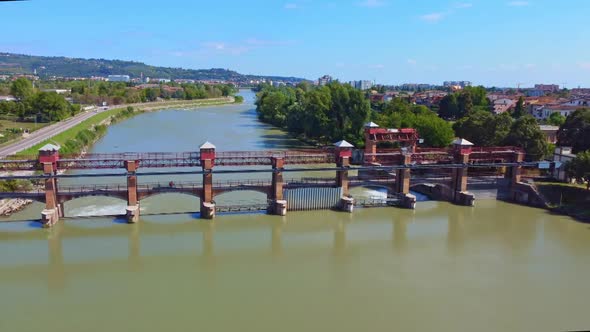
392;212;410;252
271;219;284;257
128;224;141;271
201;221;215;268
447;207;466;254
47;223;65;292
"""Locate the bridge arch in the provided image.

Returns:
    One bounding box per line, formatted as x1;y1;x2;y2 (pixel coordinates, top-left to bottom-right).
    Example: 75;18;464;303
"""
139;192;201;216
213;190;268;207
63;195;128;218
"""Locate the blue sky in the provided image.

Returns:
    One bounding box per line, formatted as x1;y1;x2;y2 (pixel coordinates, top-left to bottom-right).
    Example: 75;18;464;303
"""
2;0;590;87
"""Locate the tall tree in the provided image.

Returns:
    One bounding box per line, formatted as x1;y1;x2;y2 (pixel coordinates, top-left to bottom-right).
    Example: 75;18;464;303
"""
438;94;459;119
557;108;590;153
504;116;548;160
547;112;566;126
10;78;34;101
565;151;590;190
512;96;526;118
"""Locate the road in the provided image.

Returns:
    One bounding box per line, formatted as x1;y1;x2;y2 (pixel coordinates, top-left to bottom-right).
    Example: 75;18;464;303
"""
0;97;234;158
0;106;113;158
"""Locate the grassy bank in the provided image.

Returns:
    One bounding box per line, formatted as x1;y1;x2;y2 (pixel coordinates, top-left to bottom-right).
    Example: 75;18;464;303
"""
15;97;236;156
535;182;590;221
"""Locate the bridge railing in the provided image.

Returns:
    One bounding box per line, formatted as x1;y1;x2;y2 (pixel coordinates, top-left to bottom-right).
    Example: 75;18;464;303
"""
59;151;202;169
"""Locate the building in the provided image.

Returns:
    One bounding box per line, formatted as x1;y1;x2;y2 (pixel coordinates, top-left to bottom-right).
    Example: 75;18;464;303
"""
443;81;472;88
318;75;333;86
553;147;576;181
350;80;372;90
534;84;559;93
531;105;578;120
41;89;70;94
0;95;16;101
539;125;559;144
107;75;130;82
526;89;545;97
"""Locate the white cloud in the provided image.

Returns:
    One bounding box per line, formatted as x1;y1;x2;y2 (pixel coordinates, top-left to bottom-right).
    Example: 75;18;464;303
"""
171;38;295;57
284;3;298;9
524;63;537;69
369;64;385;69
508;1;529;6
420;12;446;22
579;62;590;70
455;3;473;8
358;0;386;8
407;59;417;65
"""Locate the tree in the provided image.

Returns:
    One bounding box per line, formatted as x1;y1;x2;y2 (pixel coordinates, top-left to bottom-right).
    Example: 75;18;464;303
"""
414;113;454;147
452;111;513;146
557;108;590;153
504;116;548;160
457;90;474;117
438;94;459;119
10;78;34;101
547;112;566;126
565;151;590;189
32;92;71;121
512;96;526;118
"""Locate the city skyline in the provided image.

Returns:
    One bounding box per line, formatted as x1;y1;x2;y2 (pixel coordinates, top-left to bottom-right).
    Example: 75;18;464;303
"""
1;0;590;87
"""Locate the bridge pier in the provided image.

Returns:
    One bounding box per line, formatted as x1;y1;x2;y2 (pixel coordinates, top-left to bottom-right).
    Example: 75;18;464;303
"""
451;139;475;206
41;162;60;228
335;140;355;213
395;154;416;209
200;142;216;219
125;160;140;223
269;157;287;216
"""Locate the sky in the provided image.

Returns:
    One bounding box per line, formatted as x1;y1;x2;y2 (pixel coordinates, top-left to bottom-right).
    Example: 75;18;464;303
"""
1;0;590;87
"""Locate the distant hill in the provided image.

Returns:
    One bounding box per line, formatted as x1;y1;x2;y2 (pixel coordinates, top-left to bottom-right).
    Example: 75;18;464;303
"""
0;52;306;83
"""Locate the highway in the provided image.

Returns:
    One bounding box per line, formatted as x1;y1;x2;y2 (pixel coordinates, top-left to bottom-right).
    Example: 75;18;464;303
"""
0;106;113;158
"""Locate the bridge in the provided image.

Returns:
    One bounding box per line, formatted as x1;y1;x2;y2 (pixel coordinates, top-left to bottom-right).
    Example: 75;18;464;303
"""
0;122;545;228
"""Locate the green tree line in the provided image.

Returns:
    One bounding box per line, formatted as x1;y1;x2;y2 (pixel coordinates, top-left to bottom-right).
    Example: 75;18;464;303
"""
255;82;454;147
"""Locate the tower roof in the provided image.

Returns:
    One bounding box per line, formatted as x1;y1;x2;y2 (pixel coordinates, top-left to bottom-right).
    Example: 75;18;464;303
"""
39;143;60;152
199;141;216;149
333;140;354;148
452;138;474;146
365;121;379;128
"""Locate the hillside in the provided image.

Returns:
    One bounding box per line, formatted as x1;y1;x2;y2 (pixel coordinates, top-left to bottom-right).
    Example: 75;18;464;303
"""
0;52;306;83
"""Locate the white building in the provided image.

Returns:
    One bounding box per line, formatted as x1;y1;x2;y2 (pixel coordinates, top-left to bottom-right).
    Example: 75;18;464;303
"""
350;80;372;90
553;147;576;181
318;75;333;86
0;95;16;101
107;75;130;82
531;105;578;120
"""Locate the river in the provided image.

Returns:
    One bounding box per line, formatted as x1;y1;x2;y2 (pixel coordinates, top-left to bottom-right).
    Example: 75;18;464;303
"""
0;90;589;331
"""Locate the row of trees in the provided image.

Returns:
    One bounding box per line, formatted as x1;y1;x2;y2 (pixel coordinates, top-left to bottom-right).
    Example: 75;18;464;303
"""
256;82;370;146
256;82;454;147
453;111;549;160
438;86;489;119
0;78;81;122
68;81;235;105
0;78;238;122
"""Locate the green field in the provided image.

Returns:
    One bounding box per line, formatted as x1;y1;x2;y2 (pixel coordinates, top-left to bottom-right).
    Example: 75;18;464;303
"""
16;108;126;156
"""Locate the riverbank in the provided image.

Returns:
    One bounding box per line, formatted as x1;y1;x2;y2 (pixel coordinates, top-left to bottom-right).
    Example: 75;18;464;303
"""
535;182;590;222
0;97;238;216
15;97;236;156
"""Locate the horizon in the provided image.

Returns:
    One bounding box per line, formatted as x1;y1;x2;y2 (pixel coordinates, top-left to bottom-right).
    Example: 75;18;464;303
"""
1;0;590;87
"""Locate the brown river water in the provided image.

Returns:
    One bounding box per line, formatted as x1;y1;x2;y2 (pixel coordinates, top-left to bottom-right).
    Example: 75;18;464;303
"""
0;90;589;332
